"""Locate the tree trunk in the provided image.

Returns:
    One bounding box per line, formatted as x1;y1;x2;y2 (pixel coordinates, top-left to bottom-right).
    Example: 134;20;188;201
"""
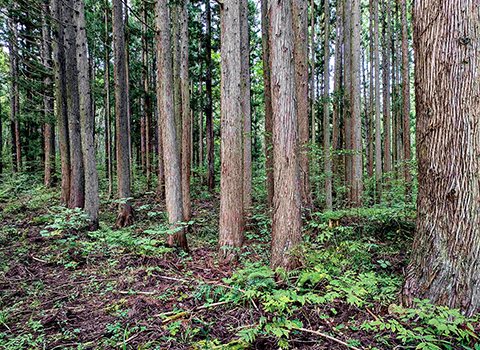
343;0;352;204
76;0;99;230
65;0;85;209
42;0;56;187
382;0;392;176
180;0;192;221
292;0;312;208
350;0;362;206
219;0;244;260
206;0;215;190
401;0;480;317
367;0;374;179
401;0;411;196
261;0;274;208
8;10;21;173
374;0;382;201
142;4;151;187
323;0;332;209
156;0;187;250
241;0;252;216
269;0;302;270
310;0;315;146
105;0;113;197
113;0;133;226
172;5;182;157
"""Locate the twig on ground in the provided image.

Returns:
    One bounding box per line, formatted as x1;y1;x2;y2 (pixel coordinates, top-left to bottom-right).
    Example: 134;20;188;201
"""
296;327;363;350
154;300;231;321
31;255;48;263
365;307;380;322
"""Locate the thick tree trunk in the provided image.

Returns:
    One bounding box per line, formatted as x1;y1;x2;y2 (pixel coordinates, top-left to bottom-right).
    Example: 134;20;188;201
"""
52;0;71;205
142;4;151;186
350;0;362;206
401;0;411;195
156;0;187;250
269;0;302;271
205;0;215;190
241;0;252;216
219;0;244;260
261;0;274;208
343;0;352;203
292;0;312;208
324;0;332;209
113;0;133;226
367;0;374;179
180;0;192;221
401;0;480;317
172;5;182;157
374;0;382;201
76;0;99;230
65;0;85;209
105;0;113;197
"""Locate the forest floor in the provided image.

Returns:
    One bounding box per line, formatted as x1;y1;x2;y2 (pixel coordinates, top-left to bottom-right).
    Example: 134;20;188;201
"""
0;174;479;350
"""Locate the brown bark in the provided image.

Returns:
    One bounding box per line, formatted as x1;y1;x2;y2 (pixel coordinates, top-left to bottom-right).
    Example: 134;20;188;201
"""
310;0;315;146
156;0;187;250
180;0;192;221
76;0;99;230
269;0;302;271
65;0;85;209
8;10;21;173
113;0;133;226
292;0;312;208
261;0;274;208
374;0;382;201
105;0;113;197
241;0;252;215
401;0;480;317
52;0;71;205
219;0;244;260
324;0;332;209
401;0;411;195
367;0;374;179
343;0;352;203
206;0;215;190
142;4;151;186
382;0;392;176
172;5;182;157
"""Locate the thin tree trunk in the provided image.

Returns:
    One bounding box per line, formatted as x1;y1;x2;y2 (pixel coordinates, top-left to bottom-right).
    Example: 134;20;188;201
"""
292;0;313;208
205;0;215;190
172;5;182;157
241;0;252;215
105;0;113;197
261;0;274;207
156;0;187;250
219;0;244;260
374;0;382;201
113;0;133;226
180;0;192;221
310;0;315;146
367;0;374;179
324;0;332;209
343;0;352;204
124;9;133;180
8;11;21;173
401;0;480;316
198;57;204;168
401;0;411;196
65;0;85;209
269;0;302;270
76;0;99;230
382;0;392;177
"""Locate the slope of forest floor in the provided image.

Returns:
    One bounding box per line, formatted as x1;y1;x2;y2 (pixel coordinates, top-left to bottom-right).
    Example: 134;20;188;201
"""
1;173;479;350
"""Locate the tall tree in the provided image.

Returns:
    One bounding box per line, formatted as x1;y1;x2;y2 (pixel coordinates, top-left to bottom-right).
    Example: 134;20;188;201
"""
292;0;312;208
324;0;332;209
382;0;392;176
180;0;192;221
104;0;113;197
65;0;85;209
76;0;99;230
401;0;480;316
241;0;252;215
367;0;374;179
113;0;133;226
218;0;244;259
156;0;187;249
172;5;182;155
401;0;411;195
269;0;302;270
374;0;382;201
261;0;274;207
205;0;215;189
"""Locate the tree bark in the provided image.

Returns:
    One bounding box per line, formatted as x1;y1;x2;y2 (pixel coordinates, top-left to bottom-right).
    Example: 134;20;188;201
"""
310;0;315;146
180;0;192;221
374;0;382;201
65;0;85;209
367;0;374;179
172;5;182;157
8;10;21;173
205;0;215;190
269;0;302;270
113;0;133;226
76;0;99;230
105;0;113;197
219;0;244;260
382;0;392;176
343;0;352;203
241;0;252;216
401;0;480;317
156;0;187;250
261;0;274;208
292;0;312;208
324;0;332;209
401;0;411;195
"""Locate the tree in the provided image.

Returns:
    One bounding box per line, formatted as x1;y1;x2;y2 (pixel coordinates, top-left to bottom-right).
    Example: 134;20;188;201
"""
76;0;99;230
156;0;187;249
292;0;312;208
401;0;480;316
401;0;411;195
180;0;192;221
382;0;392;176
269;0;302;270
113;0;133;226
205;0;215;190
324;0;332;209
373;0;382;201
218;0;244;259
104;0;113;197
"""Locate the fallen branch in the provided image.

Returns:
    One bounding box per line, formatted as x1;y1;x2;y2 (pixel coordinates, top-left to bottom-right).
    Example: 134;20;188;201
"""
154;273;246;294
296;327;363;350
154;300;231;322
31;255;48;263
365;307;380;322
